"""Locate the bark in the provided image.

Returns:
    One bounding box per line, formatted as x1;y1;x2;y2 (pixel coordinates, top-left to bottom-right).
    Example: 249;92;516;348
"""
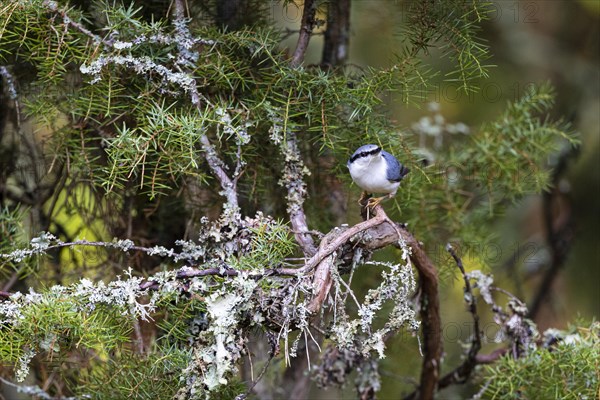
322;0;350;67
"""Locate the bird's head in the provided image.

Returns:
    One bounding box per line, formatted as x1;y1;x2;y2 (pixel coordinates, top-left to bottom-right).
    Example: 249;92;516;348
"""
347;144;382;168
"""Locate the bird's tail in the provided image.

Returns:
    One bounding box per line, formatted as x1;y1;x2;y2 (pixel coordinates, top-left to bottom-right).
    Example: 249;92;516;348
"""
399;164;410;179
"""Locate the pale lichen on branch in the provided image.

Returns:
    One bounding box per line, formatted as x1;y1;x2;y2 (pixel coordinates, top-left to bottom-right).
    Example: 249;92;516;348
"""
0;208;425;398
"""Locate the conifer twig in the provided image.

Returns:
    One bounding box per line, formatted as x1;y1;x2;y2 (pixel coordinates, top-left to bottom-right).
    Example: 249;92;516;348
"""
41;0;239;212
42;0;112;47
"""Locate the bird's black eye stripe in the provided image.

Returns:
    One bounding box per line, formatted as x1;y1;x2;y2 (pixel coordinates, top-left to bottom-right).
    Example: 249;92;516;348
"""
349;147;381;163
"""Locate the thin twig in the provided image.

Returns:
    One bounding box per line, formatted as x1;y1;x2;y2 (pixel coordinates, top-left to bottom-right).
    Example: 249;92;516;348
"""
233;139;245;187
2;268;22;292
43;2;111;46
437;244;482;390
529;146;577;318
336;270;362;311
474;348;508;364
139;266;246;291
235;352;275;400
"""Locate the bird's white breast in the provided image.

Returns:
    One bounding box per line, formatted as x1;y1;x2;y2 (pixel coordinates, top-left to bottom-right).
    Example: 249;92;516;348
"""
348;155;400;194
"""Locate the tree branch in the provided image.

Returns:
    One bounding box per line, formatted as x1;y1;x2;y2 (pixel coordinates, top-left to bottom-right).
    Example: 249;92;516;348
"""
290;0;318;68
336;202;442;400
42;1;112;47
0;204;443;400
139;266;241;290
282;130;317;256
39;1;239;212
396;232;441;400
474;348;508;364
276;206;388;277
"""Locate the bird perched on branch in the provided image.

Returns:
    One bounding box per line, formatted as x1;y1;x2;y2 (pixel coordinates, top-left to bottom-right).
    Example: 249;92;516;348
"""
347;144;410;208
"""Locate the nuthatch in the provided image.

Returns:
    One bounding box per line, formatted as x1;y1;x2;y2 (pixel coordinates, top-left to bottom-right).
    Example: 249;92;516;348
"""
347;144;410;208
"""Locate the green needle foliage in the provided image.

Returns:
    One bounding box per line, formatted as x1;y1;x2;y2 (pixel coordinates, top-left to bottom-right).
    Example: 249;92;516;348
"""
0;0;499;210
401;0;492;92
76;346;195;400
0;206;29;277
402;83;577;246
481;322;599;400
0;290;133;381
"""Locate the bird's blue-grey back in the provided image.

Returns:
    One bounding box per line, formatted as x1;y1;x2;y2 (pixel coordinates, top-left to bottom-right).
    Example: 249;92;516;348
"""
382;150;410;182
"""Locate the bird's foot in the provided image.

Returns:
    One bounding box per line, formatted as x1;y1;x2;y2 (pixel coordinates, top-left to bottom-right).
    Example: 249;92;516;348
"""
366;196;385;209
358;191;371;205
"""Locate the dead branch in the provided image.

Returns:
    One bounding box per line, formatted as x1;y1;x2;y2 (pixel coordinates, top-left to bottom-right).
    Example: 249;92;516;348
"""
276;206;388;277
475;348;508;364
391;230;441;400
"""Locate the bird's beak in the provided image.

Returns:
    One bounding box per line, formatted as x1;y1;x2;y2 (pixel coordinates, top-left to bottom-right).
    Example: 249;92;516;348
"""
367;154;377;166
